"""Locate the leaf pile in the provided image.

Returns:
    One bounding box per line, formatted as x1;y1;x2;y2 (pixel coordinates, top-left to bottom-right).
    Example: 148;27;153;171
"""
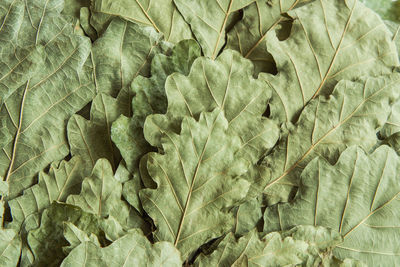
0;0;399;266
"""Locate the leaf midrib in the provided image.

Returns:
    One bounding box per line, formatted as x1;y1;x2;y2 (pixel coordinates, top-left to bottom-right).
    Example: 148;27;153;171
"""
174;113;219;246
264;76;399;191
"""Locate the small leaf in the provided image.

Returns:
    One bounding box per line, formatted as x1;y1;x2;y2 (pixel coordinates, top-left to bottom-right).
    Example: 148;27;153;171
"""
226;0;303;74
91;17;170;98
27;203;102;267
174;0;256;59
112;39;201;174
63;222;101;254
8;157;85;230
195;229;309;266
90;0;192;43
60;229;182;267
66;159;148;239
67;93;128;173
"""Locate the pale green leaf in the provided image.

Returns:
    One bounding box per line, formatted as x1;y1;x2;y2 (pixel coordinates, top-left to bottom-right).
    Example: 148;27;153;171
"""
62;0;90;21
27;203;102;267
111;39;201;175
111;115;151;173
226;0;303;74
66;159;147;239
91;17;170;98
60;229;182;267
174;0;256;59
8;157;85;230
140;109;250;258
384;132;400;154
260;0;398;124
0;1;45;106
259;74;400;204
90;0;192;43
195;229;309;266
66;159;128;218
79;7;97;40
63;222;101;254
264;146;400;265
232;199;262;236
380;100;400;138
121;174;143;214
0;0;95;197
131;39;201;127
361;0;400;23
0;229;21;267
196;225;365;266
67;93;128;173
144;50;279;167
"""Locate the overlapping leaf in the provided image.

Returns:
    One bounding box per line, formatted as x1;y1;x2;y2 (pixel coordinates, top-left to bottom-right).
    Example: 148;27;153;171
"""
0;1;44;106
90;0;192;43
260;74;400;204
91;17;170;98
111;39;201;174
144;50;279;166
196;229;309;266
361;0;400;23
226;0;303;74
260;0;398;124
0;229;21;267
174;0;255;59
0;0;95;198
68;93;128;173
196;225;363;266
8;157;85;230
140;109;250;258
131;39;201;127
27;203;102;267
264;146;400;265
60;229;182;267
63;222;100;254
66;159;147;240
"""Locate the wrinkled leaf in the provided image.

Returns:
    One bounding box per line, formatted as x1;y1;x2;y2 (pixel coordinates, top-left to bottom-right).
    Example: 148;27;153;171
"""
132;39;201;127
90;0;192;43
91;17;170;98
265;146;400;265
112;39;201;174
0;0;95;197
141;109;250;258
0;229;21;267
68;93;128;173
63;222;101;254
226;0;302;74
8;157;85;230
145;50;279;167
66;159;147;239
260;0;398;124
60;229;182;267
195;229;310;266
27;203;102;267
174;0;255;59
260;74;400;204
